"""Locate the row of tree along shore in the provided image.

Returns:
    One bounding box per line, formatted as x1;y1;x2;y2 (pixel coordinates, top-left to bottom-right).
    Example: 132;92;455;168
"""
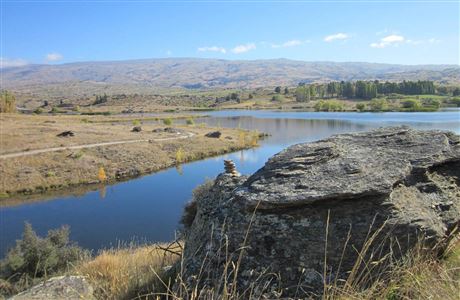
294;80;458;101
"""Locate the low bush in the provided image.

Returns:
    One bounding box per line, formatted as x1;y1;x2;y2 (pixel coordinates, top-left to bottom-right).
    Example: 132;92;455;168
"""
315;100;344;112
369;98;388;111
356;103;366;112
0;223;89;296
163;118;173;126
450;97;460;107
401;98;422;109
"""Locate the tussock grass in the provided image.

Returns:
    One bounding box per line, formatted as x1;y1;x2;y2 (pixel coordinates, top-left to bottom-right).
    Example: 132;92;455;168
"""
324;239;460;300
76;242;181;299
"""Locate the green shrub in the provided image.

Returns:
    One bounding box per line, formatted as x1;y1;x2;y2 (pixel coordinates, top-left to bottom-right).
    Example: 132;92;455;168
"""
163;118;173;126
356;103;366;112
132;119;141;126
271;95;283;102
50;107;64;114
423;98;441;110
0;223;89;292
450;97;460;107
33;108;43;114
315;100;344;112
369;99;388;111
186;118;195;125
401;99;422;109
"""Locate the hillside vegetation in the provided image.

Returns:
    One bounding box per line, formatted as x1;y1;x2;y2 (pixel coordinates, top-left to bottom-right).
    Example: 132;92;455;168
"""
2;59;459;101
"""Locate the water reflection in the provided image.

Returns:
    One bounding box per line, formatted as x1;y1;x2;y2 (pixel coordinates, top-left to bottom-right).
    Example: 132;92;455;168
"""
0;110;459;257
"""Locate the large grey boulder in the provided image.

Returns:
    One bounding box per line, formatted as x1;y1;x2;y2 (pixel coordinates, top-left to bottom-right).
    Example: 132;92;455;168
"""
180;127;460;298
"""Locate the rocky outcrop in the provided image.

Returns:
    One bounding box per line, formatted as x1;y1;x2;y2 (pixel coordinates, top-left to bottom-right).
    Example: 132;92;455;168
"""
56;131;74;137
180;127;460;298
9;276;95;300
205;131;222;138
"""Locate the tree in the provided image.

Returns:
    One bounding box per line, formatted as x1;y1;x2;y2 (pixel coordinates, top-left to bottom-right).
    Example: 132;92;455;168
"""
453;88;460;96
274;86;281;93
295;85;310;102
0;90;17;113
284;87;289;95
309;85;316;99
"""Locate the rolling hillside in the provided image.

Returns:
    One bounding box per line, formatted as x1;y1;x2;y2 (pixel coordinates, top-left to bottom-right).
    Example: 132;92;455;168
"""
2;58;459;98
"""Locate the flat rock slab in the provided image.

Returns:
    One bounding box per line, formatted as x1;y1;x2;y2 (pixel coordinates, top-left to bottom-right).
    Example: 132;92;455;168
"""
240;126;459;209
9;276;95;300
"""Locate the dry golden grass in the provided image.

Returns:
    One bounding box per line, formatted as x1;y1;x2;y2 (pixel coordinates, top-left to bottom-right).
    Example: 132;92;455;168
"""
73;235;460;300
76;242;181;300
325;239;460;300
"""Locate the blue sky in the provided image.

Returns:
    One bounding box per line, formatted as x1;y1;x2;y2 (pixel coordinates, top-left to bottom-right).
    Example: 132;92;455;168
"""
1;0;459;66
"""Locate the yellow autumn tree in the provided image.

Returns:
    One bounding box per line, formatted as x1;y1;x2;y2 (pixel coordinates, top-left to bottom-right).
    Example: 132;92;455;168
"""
98;166;107;182
0;90;17;113
175;148;185;164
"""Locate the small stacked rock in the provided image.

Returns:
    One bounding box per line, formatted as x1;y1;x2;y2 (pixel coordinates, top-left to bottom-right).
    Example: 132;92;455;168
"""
224;159;239;176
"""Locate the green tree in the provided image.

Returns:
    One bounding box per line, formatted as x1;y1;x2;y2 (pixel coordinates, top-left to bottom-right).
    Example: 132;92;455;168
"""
274;86;281;93
295;85;309;102
284;87;289;95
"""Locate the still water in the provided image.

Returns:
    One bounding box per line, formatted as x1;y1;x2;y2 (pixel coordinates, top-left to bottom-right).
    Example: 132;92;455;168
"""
1;110;459;256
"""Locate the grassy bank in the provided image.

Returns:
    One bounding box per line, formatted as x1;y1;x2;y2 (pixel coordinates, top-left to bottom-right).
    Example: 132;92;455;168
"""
0;114;260;201
1;223;459;300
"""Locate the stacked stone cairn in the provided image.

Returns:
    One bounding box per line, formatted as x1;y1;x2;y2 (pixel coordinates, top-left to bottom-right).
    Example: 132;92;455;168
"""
224;159;239;176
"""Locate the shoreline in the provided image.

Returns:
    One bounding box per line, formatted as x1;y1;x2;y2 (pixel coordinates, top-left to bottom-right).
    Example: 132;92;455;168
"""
0;142;256;207
0;113;261;204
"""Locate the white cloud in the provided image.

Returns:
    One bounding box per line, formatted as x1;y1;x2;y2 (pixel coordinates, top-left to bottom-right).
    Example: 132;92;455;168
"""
428;38;441;44
406;38;441;46
45;52;63;62
197;46;226;54
324;33;349;42
0;57;28;68
271;39;306;48
231;43;256;54
370;34;405;48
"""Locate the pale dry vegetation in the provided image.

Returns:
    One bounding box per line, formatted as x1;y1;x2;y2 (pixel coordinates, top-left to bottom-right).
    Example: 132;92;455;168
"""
72;233;460;300
76;242;181;299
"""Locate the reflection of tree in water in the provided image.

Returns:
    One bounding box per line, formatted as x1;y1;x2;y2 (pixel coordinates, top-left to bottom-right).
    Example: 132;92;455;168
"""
99;185;106;199
176;164;183;175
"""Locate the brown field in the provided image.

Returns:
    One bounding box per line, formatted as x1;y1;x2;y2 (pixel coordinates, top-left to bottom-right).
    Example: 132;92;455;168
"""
0;113;259;201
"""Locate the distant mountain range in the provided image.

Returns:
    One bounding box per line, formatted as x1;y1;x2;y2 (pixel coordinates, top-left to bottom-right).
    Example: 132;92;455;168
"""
2;58;459;97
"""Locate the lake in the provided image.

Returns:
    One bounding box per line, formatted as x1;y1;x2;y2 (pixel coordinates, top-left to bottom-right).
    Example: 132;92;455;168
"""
1;110;459;257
